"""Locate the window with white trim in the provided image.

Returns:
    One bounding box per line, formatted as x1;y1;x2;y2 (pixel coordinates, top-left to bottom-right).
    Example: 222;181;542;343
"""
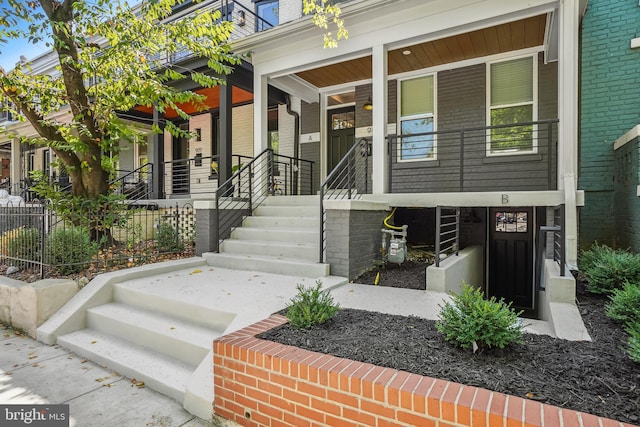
256;0;278;32
399;75;436;161
488;56;536;154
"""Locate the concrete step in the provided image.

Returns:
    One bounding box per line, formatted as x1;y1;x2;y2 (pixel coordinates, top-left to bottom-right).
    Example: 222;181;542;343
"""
203;253;330;277
57;329;194;403
220;239;317;261
112;284;236;333
86;303;220;366
262;195;320;206
253;205;319;218
242;215;319;230
230;227;319;245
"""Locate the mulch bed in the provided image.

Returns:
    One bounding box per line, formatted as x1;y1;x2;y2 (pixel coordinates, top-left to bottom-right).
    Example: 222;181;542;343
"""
260;262;640;424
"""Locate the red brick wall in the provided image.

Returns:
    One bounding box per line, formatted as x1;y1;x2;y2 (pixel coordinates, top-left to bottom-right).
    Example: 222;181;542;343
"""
213;315;636;427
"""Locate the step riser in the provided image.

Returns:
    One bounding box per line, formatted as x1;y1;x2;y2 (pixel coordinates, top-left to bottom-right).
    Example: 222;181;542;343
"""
253;206;319;217
220;240;317;261
230;227;319;245
87;311;210;366
262;195;320;206
242;216;319;229
57;335;187;402
113;286;236;332
203;253;329;277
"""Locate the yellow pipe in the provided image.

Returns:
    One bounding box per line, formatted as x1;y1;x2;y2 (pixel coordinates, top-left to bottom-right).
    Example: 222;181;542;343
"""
383;207;403;231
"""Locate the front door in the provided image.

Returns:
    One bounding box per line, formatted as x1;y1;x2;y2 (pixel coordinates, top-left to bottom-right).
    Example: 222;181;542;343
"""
488;207;534;310
327;107;355;174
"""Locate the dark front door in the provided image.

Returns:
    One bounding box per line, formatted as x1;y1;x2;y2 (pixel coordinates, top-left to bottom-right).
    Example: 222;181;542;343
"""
172;133;189;194
488;207;534;310
327;107;355;174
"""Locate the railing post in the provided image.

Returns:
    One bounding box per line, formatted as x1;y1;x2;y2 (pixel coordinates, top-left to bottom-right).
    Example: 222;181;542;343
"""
435;206;441;267
214;193;220;252
547;122;554;190
39;202;46;279
364;140;369;195
347;154;352;199
459;130;465;192
309;162;313;195
319;187;324;263
248;163;253;212
560;204;566;276
455;208;460;256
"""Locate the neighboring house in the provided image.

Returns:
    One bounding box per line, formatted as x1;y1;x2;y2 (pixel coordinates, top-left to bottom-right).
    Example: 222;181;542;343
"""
580;0;640;252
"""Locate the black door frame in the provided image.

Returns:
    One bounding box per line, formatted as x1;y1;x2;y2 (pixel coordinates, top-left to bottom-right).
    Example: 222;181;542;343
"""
486;206;536;311
327;106;356;175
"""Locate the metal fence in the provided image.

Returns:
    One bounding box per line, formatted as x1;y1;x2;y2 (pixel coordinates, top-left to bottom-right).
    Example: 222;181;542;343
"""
0;200;195;279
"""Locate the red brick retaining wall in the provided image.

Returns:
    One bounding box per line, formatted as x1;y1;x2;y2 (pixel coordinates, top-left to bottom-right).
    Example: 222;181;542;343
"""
213;315;636;427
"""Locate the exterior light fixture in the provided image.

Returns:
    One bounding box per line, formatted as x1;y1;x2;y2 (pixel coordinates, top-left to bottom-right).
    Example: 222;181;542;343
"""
238;11;246;26
362;96;373;111
402;50;412;56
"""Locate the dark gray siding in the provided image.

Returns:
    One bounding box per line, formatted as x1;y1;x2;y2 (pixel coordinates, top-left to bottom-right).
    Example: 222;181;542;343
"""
301;101;320;134
390;54;558;194
300;141;320;190
355;81;397;129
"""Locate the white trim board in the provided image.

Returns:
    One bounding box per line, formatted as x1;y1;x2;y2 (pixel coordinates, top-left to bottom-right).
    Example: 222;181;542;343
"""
613;125;640;151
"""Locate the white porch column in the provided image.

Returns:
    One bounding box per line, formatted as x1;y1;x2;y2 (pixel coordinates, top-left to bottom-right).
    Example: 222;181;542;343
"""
10;137;20;193
558;0;580;268
372;44;389;195
253;72;269;156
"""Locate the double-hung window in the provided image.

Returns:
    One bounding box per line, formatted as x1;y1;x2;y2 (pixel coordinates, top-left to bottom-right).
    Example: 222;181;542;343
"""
487;55;536;154
256;0;278;32
399;75;436;161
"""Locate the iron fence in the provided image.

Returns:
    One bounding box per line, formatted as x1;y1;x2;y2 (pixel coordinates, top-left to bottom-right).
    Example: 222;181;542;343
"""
0;199;195;279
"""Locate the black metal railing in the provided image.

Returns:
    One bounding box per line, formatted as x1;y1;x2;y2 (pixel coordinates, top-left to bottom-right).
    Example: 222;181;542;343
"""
214;149;314;252
388;120;558;193
536;204;566;290
0;199;195;279
111;163;153;201
319;138;371;262
148;0;277;67
435;206;460;267
163;154;251;197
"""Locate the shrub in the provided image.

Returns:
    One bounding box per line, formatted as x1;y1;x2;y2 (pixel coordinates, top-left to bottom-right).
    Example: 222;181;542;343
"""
580;244;640;294
436;283;524;352
626;322;640;363
605;282;640;325
286;281;340;329
4;227;42;265
155;221;184;253
45;228;97;275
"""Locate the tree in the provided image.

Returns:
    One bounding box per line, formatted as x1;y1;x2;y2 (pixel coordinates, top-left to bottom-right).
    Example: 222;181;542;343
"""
0;0;346;241
303;0;348;48
0;0;238;204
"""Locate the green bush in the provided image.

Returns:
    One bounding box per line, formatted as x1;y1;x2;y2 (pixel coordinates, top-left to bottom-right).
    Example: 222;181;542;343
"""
286;281;340;329
5;228;42;265
626;323;640;363
46;228;97;275
605;282;640;325
580;244;640;294
436;284;524;352
155;221;184;253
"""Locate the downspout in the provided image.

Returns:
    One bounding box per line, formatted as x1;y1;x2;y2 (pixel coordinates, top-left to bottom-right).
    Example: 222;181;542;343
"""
285;94;300;193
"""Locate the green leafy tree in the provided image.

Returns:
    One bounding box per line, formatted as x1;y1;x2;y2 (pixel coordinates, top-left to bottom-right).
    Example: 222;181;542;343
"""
303;0;349;48
0;0;238;203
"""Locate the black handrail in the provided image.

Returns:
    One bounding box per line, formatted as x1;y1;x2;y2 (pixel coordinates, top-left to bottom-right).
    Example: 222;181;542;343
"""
213;149;315;252
111;163;154;201
536;204;566;290
319;138;371;263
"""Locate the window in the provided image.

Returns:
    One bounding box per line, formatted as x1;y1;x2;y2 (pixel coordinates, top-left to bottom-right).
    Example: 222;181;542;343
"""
256;0;278;31
399;75;435;161
488;56;536;154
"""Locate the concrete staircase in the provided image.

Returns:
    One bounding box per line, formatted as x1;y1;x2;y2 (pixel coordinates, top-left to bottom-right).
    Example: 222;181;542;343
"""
203;195;330;277
52;266;230;420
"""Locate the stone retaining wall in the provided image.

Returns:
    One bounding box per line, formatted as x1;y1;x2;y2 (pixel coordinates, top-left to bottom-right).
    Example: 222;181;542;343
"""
213;315;636;427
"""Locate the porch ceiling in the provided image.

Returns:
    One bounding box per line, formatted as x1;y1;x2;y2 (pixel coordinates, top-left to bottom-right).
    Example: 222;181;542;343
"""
133;86;253;120
294;14;547;88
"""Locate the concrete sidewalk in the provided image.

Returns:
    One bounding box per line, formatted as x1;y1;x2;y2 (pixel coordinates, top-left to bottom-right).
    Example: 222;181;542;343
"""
0;324;212;427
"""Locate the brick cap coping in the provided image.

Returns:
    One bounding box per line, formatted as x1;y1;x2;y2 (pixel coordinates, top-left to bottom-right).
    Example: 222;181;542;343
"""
214;315;638;427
